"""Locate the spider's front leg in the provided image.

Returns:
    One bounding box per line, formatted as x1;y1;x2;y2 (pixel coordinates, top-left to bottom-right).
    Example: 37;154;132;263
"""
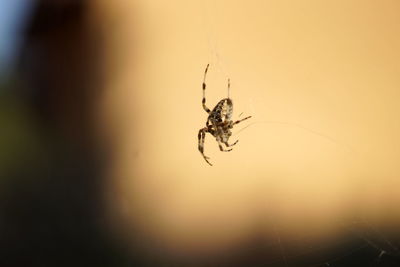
222;116;251;148
198;127;212;166
202;64;211;114
233;115;252;126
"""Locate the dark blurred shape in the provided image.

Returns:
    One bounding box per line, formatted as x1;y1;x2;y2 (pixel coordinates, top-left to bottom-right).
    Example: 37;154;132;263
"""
18;0;101;143
0;1;133;266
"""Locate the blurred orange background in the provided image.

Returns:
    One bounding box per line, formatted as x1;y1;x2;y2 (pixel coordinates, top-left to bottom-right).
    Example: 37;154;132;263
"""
94;0;400;257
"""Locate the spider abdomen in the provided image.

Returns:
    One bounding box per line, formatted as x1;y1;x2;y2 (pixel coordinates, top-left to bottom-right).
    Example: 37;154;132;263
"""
209;98;233;123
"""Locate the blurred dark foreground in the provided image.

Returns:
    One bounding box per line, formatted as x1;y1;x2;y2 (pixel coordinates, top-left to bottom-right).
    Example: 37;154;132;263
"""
0;1;133;266
1;1;400;267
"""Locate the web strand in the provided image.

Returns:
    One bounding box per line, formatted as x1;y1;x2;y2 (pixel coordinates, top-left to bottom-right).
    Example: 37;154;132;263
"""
233;120;355;153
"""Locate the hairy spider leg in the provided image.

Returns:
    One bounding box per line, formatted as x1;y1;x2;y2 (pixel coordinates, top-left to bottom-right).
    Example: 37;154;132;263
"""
216;133;233;152
221;116;252;148
227;78;230;99
224;139;239;148
202;64;211;113
198;127;212;166
233;115;252;125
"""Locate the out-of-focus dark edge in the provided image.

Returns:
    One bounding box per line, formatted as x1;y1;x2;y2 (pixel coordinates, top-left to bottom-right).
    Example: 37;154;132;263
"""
0;1;138;266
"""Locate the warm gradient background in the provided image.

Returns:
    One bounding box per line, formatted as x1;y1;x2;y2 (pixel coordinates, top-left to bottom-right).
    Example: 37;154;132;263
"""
93;0;400;259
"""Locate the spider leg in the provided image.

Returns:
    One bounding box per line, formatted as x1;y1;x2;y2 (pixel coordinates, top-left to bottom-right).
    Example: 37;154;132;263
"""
227;78;230;99
198;127;212;166
224;139;239;148
233;115;252;125
218;141;233;152
202;64;211;114
216;135;233;152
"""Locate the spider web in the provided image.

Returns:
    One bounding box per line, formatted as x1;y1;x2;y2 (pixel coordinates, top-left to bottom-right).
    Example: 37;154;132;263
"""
225;111;400;267
262;217;400;267
200;1;400;266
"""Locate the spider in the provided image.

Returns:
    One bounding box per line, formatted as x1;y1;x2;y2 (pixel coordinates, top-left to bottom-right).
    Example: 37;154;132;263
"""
198;64;251;166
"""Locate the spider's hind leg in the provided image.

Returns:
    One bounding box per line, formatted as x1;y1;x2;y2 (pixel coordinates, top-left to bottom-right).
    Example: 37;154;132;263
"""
224;139;239;148
218;142;233;152
216;136;233;152
198;127;212;166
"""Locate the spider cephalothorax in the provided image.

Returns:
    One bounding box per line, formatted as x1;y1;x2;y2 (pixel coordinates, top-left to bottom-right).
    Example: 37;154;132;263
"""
198;64;251;166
